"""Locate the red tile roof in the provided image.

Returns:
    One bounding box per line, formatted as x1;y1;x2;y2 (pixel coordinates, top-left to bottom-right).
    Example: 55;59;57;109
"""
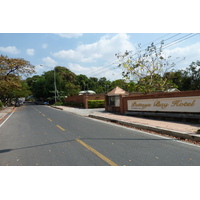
107;86;129;96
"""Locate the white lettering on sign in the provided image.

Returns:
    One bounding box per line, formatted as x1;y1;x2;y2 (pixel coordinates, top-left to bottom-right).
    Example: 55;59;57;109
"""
127;97;200;113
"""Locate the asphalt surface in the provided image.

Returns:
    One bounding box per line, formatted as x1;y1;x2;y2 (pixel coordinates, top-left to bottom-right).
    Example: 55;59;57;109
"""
1;102;200;166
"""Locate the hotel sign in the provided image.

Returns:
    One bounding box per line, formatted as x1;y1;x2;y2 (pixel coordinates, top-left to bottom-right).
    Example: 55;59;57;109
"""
127;96;200;113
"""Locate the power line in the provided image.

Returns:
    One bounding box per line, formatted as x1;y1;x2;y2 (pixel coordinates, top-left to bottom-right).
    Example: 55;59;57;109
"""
122;33;198;60
140;33;171;48
111;34;199;80
81;34;182;78
163;33;199;49
82;34;185;78
118;33;183;60
73;33;199;80
161;33;182;43
83;60;118;77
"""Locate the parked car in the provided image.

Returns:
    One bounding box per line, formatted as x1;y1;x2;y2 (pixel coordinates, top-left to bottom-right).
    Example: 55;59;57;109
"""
43;102;49;105
15;99;24;107
34;100;43;105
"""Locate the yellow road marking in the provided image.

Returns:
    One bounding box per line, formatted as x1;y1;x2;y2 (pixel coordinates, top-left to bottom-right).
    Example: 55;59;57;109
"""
42;114;45;116
56;125;65;131
76;139;118;166
47;118;52;122
39;111;41;113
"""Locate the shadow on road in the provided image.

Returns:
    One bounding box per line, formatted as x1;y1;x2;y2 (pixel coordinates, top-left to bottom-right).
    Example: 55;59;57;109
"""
0;139;75;154
0;136;175;154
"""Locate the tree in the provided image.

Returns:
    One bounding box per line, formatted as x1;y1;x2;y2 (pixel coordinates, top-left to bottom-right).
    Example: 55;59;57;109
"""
184;61;200;90
29;66;80;103
0;74;21;104
53;66;79;98
76;74;89;91
110;79;127;90
0;55;35;79
115;42;179;93
0;55;35;104
13;80;31;98
96;77;111;93
136;74;177;92
88;77;98;91
109;79;136;93
31;75;50;100
170;61;200;91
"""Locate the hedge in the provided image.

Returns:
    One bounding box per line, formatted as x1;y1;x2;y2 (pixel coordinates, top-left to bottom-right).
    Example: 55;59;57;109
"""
64;102;84;108
88;100;105;108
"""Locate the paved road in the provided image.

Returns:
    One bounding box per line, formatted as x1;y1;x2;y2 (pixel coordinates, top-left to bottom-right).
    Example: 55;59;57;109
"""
1;102;200;166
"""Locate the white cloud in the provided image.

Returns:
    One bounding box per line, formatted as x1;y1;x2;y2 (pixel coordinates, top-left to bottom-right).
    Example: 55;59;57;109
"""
164;42;200;70
34;57;57;74
68;63;123;81
53;33;134;63
53;49;83;61
36;64;44;70
35;64;44;73
42;43;48;49
55;33;83;38
26;48;35;56
68;63;89;73
0;46;20;54
42;57;57;68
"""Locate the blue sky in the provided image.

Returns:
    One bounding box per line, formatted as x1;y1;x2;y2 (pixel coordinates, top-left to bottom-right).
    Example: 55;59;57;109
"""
0;33;200;81
1;0;200;196
1;1;200;81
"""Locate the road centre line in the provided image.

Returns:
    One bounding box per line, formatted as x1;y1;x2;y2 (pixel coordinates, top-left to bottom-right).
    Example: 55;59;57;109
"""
76;139;118;166
47;118;52;122
56;125;65;131
42;114;45;116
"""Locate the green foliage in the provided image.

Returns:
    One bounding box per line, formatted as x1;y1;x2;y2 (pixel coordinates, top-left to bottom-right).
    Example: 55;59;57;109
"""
0;54;35;78
53;102;63;106
0;101;3;108
64;102;83;108
24;59;200;105
0;55;34;105
76;74;89;91
136;74;177;93
115;41;180;93
13;80;31;98
164;60;200;91
28;66;80;103
88;100;105;108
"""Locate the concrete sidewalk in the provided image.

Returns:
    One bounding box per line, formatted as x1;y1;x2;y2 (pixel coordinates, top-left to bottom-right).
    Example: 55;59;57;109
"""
53;106;200;142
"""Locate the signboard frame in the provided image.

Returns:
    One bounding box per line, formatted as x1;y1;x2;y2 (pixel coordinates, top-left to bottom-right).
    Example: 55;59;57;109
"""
127;96;200;113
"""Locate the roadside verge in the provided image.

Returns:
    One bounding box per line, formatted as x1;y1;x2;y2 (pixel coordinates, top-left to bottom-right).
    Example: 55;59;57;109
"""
89;114;200;143
0;107;15;122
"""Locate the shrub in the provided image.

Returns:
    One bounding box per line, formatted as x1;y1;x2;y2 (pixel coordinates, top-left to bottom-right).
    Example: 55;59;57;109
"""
54;102;64;106
88;100;105;108
64;102;84;108
0;101;3;109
